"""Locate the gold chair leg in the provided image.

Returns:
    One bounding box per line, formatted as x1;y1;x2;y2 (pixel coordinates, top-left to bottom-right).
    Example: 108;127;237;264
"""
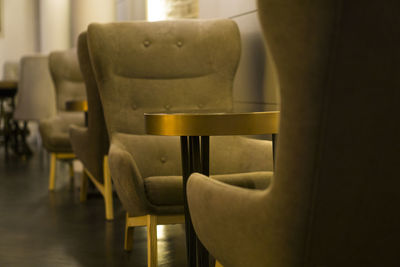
80;169;89;202
147;215;157;267
124;213;134;251
48;153;57;191
103;156;114;220
68;161;74;180
215;261;223;267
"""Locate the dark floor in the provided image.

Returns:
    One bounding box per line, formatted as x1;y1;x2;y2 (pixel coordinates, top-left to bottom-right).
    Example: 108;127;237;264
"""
0;144;187;267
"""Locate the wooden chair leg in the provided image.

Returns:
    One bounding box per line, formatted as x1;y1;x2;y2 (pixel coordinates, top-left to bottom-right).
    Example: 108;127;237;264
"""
124;213;134;251
68;161;74;180
147;215;157;267
48;153;57;191
80;169;89;202
103;156;114;220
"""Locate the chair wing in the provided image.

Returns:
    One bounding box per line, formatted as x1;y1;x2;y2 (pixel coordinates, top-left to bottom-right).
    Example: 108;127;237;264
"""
187;0;400;266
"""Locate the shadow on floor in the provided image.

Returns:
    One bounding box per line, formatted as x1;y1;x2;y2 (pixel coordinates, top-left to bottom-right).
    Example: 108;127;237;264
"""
0;145;187;267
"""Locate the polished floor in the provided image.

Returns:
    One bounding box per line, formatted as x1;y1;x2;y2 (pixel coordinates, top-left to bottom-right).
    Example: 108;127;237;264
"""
0;144;187;267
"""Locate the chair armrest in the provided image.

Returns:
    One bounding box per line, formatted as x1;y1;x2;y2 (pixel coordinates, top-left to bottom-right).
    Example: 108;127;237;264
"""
188;172;296;267
108;141;151;216
69;124;88;140
69;125;89;153
40;113;85;134
211;136;273;174
187;172;266;266
39;114;84;152
69;124;104;179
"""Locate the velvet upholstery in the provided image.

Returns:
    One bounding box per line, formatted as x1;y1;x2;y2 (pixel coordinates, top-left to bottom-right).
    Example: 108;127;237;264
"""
109;134;273;216
40;112;84;153
187;1;400;266
69;33;109;182
49;49;87;112
39;49;85;153
87;20;274;218
14;55;56;121
88;20;239;136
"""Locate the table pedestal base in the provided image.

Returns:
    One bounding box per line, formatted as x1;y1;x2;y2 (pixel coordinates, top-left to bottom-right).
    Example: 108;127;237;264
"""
181;136;210;267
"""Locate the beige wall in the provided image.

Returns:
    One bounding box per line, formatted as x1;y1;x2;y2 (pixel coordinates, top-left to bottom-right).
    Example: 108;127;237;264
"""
116;0;146;21
39;0;70;53
71;0;116;47
0;0;39;76
0;0;120;76
0;0;280;112
199;0;280;112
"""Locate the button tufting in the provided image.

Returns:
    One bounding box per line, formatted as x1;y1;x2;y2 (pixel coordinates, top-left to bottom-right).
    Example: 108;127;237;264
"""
197;103;204;109
160;157;167;163
177;41;183;47
143;40;150;47
164;104;171;110
131;104;137;110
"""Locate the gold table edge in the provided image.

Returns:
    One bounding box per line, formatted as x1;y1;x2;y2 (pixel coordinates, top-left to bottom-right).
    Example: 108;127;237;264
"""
145;111;280;136
65;100;88;112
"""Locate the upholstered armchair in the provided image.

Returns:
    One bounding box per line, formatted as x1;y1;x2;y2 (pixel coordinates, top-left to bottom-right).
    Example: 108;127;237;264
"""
13;55;57;156
87;20;274;266
187;0;400;266
39;49;86;191
69;32;112;220
2;61;19;80
14;56;55;120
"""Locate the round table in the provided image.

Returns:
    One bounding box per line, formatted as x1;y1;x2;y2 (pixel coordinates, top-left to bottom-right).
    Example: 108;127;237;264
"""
145;111;280;267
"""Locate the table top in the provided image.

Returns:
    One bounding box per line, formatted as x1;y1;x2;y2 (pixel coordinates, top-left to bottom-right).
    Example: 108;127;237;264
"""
0;80;18;98
65;100;88;112
145;111;280;136
0;80;18;89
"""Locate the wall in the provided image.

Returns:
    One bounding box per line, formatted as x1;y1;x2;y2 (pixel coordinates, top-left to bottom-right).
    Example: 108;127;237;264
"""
39;0;70;53
116;0;146;21
0;0;39;76
199;0;280;112
0;0;279;109
71;0;116;47
0;0;121;75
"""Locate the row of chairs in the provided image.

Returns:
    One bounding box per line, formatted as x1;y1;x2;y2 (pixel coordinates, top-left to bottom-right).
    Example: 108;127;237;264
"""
11;0;399;265
37;19;275;266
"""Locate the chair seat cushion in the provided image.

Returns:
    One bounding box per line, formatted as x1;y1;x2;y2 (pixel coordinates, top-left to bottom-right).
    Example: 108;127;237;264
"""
144;171;272;206
39;112;85;153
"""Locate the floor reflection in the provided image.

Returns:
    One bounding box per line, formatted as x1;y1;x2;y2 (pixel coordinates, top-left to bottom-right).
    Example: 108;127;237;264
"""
0;146;187;266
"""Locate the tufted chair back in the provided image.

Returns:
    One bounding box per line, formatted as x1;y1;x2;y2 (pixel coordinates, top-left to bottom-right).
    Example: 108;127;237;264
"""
87;19;240;137
49;49;86;112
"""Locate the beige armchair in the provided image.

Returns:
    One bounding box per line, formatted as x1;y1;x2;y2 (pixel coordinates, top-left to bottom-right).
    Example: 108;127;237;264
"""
69;32;112;220
187;0;400;266
87;19;274;266
13;55;57;157
2;61;19;80
39;49;86;191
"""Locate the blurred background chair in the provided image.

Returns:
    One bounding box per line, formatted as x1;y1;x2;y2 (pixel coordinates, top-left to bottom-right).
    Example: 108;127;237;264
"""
3;61;19;80
87;19;274;266
0;61;20;157
39;49;86;191
69;32;112;220
187;0;400;266
13;55;57;157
